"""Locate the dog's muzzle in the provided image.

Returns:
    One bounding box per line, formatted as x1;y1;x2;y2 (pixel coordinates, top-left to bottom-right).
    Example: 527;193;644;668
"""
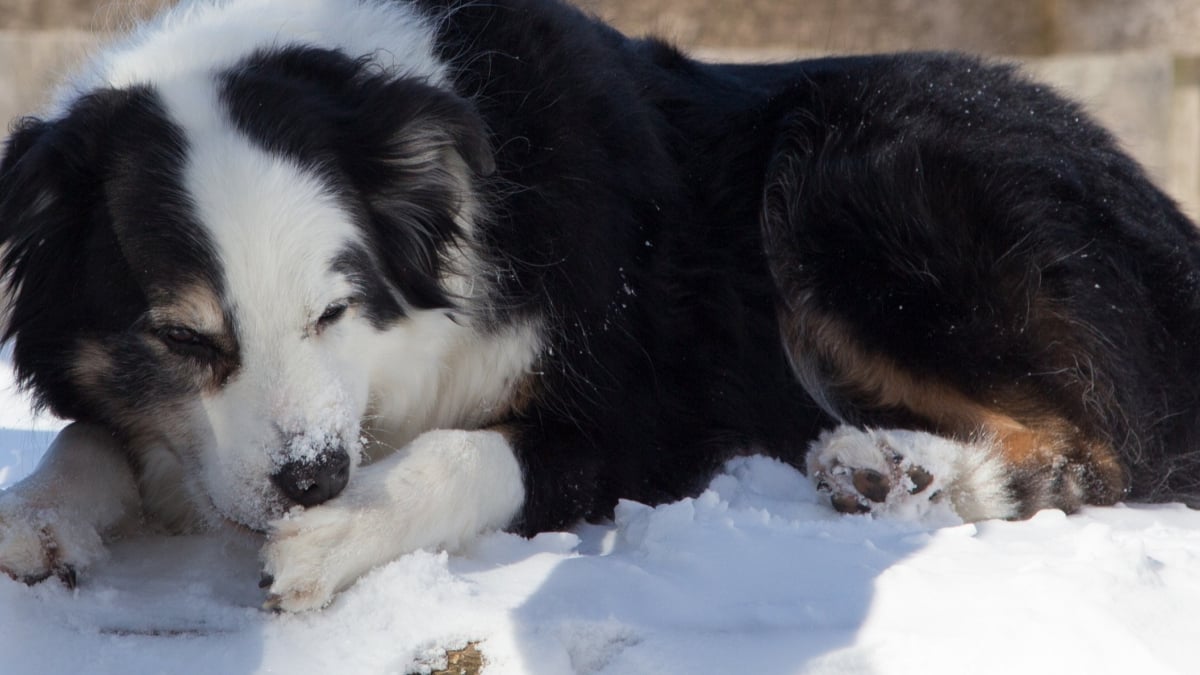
270;443;351;507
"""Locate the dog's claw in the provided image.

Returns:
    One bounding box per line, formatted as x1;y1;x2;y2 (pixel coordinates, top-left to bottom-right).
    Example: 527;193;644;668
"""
831;493;871;514
57;565;78;590
262;593;283;612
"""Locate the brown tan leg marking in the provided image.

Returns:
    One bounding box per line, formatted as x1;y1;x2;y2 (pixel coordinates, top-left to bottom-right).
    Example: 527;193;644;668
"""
787;308;1128;514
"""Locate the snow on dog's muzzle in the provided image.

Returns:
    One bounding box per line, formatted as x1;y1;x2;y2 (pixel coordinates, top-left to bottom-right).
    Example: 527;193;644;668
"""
271;439;351;507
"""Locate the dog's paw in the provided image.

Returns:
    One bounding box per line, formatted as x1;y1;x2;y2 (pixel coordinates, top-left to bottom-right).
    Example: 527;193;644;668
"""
260;428;525;612
260;505;364;612
0;503;103;587
807;426;940;517
807;426;1017;522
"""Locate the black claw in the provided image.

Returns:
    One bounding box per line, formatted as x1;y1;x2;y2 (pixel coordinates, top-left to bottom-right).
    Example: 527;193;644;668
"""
832;494;872;514
262;594;283;612
57;565;78;590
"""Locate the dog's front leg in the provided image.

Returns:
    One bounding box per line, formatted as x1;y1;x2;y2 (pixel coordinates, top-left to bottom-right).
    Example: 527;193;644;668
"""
0;422;140;585
260;428;524;612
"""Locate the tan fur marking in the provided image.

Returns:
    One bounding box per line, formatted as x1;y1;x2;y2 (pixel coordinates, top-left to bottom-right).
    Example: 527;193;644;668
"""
147;283;238;390
70;339;117;395
147;284;228;342
782;304;1126;502
495;373;540;421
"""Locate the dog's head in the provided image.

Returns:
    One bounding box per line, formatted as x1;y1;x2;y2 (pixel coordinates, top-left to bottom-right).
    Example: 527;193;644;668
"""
0;46;495;529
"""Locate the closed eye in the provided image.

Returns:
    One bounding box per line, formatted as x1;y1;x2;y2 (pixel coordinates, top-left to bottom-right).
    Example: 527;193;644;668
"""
157;325;221;360
316;300;351;332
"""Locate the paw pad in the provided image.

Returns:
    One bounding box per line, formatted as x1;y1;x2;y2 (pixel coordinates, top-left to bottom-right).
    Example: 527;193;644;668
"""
851;468;890;503
808;427;941;516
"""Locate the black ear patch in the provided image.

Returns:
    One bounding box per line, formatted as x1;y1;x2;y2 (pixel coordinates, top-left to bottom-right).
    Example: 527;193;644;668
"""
220;45;495;178
221;46;495;313
0;86;218;419
0;89;153;369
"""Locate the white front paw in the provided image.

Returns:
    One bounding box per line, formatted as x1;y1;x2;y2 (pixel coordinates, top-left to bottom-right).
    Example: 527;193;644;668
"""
0;501;104;587
260;505;362;612
260;428;525;612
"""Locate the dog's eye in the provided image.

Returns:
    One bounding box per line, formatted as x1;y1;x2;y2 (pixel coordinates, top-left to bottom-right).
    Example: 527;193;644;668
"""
158;326;218;359
317;302;349;329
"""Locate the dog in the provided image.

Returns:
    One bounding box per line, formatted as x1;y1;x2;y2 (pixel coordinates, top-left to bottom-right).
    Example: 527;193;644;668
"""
1;0;1199;612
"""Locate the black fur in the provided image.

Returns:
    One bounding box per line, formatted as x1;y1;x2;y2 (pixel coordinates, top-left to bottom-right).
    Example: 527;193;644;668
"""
221;45;494;313
0;86;231;426
3;0;1199;535
419;0;1200;527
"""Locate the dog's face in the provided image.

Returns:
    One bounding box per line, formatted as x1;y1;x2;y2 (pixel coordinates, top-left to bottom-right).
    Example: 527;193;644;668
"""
0;47;495;529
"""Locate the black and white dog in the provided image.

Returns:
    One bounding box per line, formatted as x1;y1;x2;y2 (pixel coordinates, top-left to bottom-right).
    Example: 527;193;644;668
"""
2;0;1199;611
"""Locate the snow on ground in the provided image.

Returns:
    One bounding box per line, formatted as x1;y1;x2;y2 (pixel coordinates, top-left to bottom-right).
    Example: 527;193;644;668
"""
1;361;1199;674
0;355;66;488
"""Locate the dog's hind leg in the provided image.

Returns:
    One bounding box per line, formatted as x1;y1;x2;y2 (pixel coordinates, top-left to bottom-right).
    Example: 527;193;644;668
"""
755;56;1200;519
0;422;139;585
784;308;1132;521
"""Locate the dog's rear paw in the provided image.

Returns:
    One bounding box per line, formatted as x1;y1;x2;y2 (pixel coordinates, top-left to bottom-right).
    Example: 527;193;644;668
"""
0;504;101;587
808;427;942;517
808;426;1018;522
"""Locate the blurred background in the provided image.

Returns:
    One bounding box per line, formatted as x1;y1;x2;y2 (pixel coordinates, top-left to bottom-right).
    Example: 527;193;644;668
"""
2;0;1200;215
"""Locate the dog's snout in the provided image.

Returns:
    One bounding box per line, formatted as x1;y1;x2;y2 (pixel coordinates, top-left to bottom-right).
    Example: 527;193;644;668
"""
271;446;351;507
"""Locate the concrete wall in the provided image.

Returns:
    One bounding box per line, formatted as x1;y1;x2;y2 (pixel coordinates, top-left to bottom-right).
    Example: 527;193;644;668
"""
3;0;1199;214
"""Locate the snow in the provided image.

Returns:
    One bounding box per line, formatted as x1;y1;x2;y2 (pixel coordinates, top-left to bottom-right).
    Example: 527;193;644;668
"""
2;363;1200;674
0;353;67;487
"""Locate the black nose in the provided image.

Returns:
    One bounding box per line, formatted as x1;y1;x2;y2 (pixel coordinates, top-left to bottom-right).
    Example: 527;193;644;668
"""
271;446;351;507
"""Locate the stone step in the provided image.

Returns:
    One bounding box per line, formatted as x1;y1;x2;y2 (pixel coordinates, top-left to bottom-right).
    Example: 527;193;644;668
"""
584;0;1200;57
7;0;1200;56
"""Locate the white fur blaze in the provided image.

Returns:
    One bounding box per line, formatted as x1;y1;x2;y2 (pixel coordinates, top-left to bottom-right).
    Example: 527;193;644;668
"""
261;428;524;612
807;426;1018;523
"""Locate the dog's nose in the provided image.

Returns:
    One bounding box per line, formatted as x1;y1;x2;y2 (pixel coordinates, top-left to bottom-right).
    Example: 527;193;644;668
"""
271;446;351;507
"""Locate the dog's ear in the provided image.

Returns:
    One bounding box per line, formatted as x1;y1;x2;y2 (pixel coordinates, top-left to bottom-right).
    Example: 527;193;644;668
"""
0;90;138;349
0;89;191;416
0;108;109;412
223;46;496;310
345;78;496;309
0;115;79;342
0;116;65;245
373;81;496;179
0;89;132;236
0;118;45;340
0;88;164;331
